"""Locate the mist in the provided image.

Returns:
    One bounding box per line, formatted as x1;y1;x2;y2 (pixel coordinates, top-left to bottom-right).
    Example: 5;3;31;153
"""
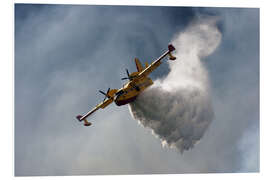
129;17;222;153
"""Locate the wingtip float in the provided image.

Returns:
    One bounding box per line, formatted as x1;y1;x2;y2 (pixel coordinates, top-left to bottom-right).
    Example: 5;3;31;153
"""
76;44;176;127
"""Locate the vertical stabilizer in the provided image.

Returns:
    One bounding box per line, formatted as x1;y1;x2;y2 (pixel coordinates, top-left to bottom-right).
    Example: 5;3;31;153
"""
135;58;143;72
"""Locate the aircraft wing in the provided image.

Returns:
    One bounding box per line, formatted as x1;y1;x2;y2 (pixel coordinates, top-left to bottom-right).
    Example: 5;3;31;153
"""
137;44;176;78
76;97;114;126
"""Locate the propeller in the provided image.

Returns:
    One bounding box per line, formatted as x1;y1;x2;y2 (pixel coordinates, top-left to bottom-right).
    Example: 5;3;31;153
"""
121;69;136;81
99;88;111;102
121;69;130;80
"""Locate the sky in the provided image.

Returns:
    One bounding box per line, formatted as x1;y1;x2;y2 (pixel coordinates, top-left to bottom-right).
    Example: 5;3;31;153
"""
15;4;259;176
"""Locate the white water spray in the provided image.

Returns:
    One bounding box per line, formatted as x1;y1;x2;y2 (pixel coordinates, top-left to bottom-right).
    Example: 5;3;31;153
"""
129;17;222;153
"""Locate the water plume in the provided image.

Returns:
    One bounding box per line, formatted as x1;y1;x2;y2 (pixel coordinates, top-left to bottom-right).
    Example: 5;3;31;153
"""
129;17;222;153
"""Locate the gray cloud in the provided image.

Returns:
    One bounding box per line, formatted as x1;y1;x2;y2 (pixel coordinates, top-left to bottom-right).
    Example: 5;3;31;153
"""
15;5;259;176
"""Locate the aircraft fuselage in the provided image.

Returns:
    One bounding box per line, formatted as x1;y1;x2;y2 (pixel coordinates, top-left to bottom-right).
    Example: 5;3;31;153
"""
114;76;153;106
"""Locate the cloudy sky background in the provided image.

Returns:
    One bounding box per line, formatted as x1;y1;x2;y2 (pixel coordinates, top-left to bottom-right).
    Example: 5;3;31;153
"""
15;4;259;176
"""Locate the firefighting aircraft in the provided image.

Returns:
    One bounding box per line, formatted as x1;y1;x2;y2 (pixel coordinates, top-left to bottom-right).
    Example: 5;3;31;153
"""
76;44;176;126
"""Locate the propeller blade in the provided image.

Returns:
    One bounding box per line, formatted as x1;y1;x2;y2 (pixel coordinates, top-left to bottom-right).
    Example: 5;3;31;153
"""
99;90;107;96
121;69;135;81
106;88;110;95
126;69;130;77
99;88;111;102
99;90;107;102
106;88;111;98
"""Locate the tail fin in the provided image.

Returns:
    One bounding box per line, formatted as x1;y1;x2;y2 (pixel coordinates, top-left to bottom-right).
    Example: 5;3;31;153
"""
135;58;143;72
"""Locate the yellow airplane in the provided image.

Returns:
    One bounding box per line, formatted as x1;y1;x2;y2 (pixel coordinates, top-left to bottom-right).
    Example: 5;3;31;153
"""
76;44;176;126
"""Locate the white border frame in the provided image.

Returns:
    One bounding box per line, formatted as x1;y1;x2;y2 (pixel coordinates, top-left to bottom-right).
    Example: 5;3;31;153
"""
2;0;269;180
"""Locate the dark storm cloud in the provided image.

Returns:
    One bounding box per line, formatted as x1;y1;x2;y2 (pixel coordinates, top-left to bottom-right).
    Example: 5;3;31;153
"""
15;4;259;176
